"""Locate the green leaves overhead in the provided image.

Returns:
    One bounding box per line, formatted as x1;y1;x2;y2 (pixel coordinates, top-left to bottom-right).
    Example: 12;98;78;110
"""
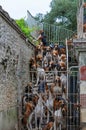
44;0;77;31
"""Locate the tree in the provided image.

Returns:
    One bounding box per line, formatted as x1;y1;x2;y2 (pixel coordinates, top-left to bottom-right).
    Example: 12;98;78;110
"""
16;18;33;41
35;13;44;22
44;0;77;31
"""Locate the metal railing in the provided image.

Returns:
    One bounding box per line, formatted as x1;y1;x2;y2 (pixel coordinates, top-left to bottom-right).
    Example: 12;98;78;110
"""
43;23;75;44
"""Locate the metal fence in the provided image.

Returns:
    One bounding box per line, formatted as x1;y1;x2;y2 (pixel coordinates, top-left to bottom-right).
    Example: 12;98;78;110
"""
24;10;81;130
43;23;75;44
67;67;80;130
26;67;80;130
26;10;75;44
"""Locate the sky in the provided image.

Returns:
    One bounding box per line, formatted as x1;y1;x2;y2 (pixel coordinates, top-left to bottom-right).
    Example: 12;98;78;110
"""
0;0;51;19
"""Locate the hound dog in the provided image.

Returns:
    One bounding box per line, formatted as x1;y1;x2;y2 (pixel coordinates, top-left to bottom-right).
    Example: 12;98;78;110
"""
22;101;34;130
53;100;63;130
34;96;44;129
36;64;45;85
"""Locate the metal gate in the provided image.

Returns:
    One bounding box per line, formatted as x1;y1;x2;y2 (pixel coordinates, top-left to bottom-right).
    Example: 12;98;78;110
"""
21;68;81;130
19;38;81;130
20;12;81;129
67;66;80;130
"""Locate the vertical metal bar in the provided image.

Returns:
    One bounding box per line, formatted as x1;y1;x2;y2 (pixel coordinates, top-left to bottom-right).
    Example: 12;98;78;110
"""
58;28;59;44
49;24;51;43
73;75;74;130
65;38;69;101
70;101;72;130
77;70;80;129
51;25;53;42
56;26;58;42
78;71;80;129
65;38;69;130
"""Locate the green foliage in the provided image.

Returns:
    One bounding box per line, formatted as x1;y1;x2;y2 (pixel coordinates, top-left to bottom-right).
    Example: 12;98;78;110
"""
16;18;33;41
44;0;77;31
35;13;44;22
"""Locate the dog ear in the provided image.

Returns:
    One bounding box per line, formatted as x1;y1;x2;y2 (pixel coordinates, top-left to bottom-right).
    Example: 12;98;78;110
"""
59;61;66;69
61;54;66;59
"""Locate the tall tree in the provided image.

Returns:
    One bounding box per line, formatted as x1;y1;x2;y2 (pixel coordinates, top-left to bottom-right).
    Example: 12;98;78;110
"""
35;13;44;22
44;0;77;31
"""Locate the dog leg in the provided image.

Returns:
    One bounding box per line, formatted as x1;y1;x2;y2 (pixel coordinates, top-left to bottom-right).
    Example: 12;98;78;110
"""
47;111;49;123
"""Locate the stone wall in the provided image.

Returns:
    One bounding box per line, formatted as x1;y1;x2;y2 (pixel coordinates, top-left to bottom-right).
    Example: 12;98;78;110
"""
73;40;86;129
79;52;86;123
0;14;35;130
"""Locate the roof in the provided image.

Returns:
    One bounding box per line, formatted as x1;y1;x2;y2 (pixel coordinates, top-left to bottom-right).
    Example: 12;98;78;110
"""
0;6;35;48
